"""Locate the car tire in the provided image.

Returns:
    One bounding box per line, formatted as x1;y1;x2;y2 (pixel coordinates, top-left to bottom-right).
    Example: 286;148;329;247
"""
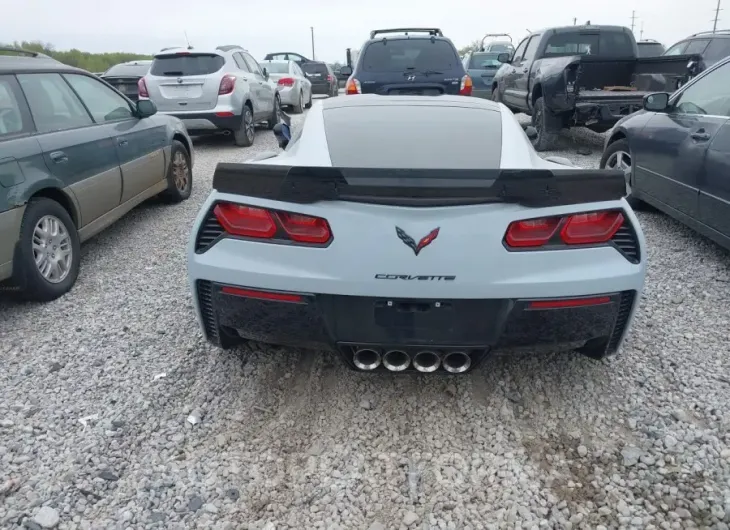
160;140;192;203
10;197;81;302
600;138;643;209
293;91;304;114
234;105;255;147
267;95;280;130
305;90;313;109
531;97;559;152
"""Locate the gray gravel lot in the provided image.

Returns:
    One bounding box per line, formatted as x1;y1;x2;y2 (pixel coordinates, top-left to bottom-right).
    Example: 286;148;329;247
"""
1;101;729;530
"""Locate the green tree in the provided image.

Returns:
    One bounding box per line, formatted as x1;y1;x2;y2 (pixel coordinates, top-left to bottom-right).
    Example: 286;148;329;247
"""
457;40;481;57
1;41;152;73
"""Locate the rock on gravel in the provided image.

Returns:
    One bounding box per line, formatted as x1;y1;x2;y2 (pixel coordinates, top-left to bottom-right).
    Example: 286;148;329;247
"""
32;506;60;528
1;103;729;528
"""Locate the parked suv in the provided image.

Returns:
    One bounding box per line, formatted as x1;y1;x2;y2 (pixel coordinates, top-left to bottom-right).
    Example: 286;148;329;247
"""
300;61;338;97
340;28;472;96
0;47;193;302
663;30;730;73
140;45;278;147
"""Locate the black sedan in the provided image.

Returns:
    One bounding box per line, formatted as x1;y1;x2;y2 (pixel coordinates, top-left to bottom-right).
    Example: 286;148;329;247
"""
600;55;730;250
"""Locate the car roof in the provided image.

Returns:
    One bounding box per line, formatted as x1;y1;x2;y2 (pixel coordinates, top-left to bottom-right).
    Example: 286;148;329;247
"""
0;54;87;75
531;24;632;35
320;94;501;111
154;47;227;56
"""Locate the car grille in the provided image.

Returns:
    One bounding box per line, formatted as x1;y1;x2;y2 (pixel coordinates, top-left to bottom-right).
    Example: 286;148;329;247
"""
611;218;641;263
194;208;224;253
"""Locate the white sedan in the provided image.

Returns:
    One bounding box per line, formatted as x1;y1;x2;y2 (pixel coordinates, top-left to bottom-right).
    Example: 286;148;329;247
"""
261;59;312;114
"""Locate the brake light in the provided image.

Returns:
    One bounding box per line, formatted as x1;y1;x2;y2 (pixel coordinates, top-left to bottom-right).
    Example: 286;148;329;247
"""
212;202;332;245
327;74;333;82
459;75;473;96
345;78;361;95
276;212;331;244
504;210;625;249
219;74;236;95
221;286;303;303
278;77;295;87
528;296;612;309
560;211;624;245
505;218;560;248
137;77;149;98
213;204;276;239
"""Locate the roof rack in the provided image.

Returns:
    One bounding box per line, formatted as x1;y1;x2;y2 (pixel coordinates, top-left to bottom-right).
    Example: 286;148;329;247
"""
369;28;443;39
690;29;730;37
216;45;245;52
0;46;53;59
638;39;661;43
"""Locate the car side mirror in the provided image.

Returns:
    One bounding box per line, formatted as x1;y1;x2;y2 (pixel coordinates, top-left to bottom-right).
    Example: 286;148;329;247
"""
497;53;511;63
136;99;157;118
339;66;353;76
524;125;538;140
643;92;670;112
273;122;291;149
262;67;269;79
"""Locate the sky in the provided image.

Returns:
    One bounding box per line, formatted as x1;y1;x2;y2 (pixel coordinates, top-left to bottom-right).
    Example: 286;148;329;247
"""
3;0;724;63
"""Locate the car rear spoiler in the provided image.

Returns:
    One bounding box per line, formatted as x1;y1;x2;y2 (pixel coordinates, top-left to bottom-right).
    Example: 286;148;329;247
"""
212;164;626;208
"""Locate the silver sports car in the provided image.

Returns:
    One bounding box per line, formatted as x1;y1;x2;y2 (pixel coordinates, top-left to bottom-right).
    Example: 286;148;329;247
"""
187;95;646;374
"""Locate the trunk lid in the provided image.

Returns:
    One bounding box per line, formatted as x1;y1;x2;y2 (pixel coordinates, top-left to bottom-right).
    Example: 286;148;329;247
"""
146;52;225;112
103;76;143;100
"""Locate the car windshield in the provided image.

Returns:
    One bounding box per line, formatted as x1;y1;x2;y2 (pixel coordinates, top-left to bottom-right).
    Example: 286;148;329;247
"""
150;53;225;76
468;52;502;69
264;62;290;73
103;63;151;77
362;39;459;72
543;31;634;57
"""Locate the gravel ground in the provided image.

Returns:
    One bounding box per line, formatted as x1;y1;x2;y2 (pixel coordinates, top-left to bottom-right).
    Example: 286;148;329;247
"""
1;100;730;530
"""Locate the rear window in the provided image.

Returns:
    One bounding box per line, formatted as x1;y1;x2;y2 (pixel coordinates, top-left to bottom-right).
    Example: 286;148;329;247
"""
637;43;665;57
361;39;460;72
301;63;328;75
264;62;289;74
103;63;151;77
323;105;502;169
487;44;513;53
704;38;730;64
469;53;502;69
150;54;224;76
543;31;634;57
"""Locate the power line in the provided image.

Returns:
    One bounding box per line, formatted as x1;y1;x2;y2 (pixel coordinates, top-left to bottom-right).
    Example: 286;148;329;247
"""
712;0;722;32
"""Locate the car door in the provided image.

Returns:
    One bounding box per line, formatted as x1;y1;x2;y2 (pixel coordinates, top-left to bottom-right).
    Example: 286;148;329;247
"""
242;53;274;119
631;61;730;219
502;37;529;108
64;73;167;204
16;72;122;228
515;35;540;109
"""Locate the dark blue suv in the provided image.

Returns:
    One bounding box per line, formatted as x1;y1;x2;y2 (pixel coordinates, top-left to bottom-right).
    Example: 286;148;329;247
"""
340;28;472;96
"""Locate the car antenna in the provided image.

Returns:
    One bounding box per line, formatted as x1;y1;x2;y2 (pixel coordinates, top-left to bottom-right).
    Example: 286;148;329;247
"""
184;30;193;50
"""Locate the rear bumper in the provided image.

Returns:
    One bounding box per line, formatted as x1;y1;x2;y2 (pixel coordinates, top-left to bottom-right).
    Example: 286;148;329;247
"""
311;83;331;95
571;98;644;129
159;111;242;134
193;279;637;372
0;206;25;283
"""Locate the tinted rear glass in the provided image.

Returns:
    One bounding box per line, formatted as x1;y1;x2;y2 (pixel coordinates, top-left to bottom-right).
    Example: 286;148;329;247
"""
150;54;224;76
543;31;634;57
637;43;665;57
323;105;502;169
103;63;151;77
487;44;513;52
469;52;502;69
362;39;459;72
704;38;730;63
264;62;289;73
301;63;328;75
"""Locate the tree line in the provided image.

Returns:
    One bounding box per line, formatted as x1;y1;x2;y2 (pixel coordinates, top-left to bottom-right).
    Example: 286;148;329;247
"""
0;41;152;73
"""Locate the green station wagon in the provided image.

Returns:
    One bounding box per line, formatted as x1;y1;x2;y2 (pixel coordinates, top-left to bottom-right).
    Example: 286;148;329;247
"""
0;48;194;302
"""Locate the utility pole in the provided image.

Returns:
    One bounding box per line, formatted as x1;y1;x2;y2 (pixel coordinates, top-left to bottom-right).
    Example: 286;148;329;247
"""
310;27;315;60
640;21;644;40
630;11;637;34
573;17;577;26
713;0;722;32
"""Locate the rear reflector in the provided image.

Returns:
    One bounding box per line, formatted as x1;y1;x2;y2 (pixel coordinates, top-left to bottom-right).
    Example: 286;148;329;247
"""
221;286;303;303
528;296;611;309
215;111;234;117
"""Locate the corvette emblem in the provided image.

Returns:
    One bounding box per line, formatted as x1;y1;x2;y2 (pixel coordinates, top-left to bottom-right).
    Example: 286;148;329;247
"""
395;227;440;256
407;75;416;81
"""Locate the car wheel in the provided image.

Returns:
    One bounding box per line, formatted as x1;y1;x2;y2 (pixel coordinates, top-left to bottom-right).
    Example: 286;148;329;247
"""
160;140;192;203
10;197;81;302
234;105;255;147
305;89;313;109
293;91;304;114
530;97;559;152
267;95;280;130
600;138;643;209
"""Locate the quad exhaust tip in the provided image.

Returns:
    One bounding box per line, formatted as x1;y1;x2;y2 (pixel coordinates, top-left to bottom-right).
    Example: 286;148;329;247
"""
353;348;381;371
442;351;471;374
382;350;411;372
413;350;441;373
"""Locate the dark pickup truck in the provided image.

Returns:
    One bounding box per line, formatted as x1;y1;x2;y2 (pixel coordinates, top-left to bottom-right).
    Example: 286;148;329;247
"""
491;25;702;150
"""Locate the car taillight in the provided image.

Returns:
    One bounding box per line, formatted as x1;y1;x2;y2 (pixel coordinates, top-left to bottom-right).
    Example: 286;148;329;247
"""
137;77;149;98
278;77;295;87
345;78;361;94
327;74;333;82
212;202;332;245
459;75;473;96
219;74;236;95
504;210;624;249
